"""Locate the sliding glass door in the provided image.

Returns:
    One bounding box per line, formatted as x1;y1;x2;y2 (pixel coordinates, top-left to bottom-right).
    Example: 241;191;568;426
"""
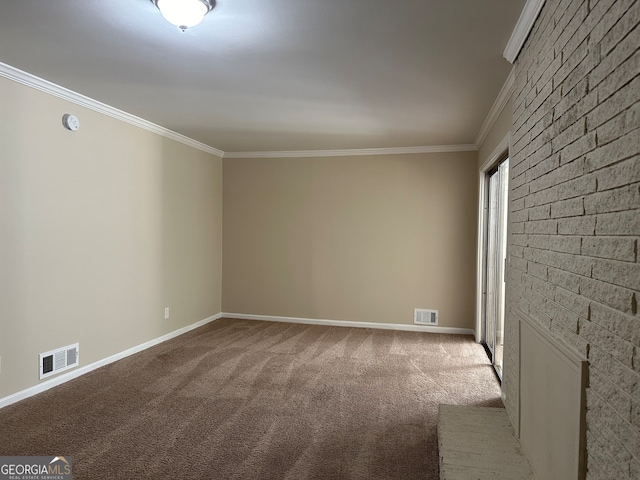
483;158;509;378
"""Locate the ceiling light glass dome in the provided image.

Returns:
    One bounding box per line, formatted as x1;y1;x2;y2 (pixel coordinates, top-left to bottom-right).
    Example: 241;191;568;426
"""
153;0;213;31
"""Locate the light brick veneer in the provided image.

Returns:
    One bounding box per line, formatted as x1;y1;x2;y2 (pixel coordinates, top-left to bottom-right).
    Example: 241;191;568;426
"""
505;0;639;478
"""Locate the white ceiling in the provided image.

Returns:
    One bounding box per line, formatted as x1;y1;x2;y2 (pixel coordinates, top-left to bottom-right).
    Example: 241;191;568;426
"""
0;0;525;154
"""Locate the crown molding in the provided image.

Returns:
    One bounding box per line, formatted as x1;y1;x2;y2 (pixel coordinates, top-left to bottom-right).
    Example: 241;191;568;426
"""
0;62;224;158
223;144;477;159
0;62;484;160
474;68;515;149
504;0;546;64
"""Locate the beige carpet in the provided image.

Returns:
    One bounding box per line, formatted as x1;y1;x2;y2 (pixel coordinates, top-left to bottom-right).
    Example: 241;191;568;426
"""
0;318;503;479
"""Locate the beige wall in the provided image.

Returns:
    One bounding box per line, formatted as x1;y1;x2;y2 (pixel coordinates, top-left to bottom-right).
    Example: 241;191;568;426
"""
223;152;478;329
0;76;223;398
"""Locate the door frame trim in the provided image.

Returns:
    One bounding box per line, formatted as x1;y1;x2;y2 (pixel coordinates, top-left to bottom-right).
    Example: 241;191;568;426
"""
475;133;511;343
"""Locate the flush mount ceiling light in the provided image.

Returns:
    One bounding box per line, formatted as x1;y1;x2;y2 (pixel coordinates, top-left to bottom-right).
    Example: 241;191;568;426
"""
152;0;215;31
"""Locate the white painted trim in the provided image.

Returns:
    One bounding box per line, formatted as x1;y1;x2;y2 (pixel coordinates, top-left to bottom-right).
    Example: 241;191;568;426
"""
223;144;477;159
0;313;223;410
474;69;515;149
480;133;512;173
475;132;511;343
516;306;588;478
475;172;488;345
0;62;224;158
222;312;475;335
516;308;587;365
504;0;546;64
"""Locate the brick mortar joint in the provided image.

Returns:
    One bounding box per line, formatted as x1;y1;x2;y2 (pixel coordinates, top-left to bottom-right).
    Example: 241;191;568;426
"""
587;388;639;442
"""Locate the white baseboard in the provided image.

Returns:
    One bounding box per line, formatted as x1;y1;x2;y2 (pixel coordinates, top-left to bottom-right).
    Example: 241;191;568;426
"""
0;313;223;410
222;312;476;336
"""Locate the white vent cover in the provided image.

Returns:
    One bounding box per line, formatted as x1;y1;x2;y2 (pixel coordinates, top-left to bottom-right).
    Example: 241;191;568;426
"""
414;308;438;326
39;343;79;380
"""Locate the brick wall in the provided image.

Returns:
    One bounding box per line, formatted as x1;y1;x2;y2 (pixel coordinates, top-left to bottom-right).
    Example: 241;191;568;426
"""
506;0;639;478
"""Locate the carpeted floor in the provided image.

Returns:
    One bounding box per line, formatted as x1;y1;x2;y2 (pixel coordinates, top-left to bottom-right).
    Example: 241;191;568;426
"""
0;318;503;479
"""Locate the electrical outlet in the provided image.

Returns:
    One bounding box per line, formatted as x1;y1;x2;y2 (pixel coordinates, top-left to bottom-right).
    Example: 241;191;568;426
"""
164;307;170;319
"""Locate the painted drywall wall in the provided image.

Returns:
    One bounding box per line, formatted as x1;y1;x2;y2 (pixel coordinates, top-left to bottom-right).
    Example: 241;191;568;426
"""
222;152;478;329
505;0;639;477
0;76;223;399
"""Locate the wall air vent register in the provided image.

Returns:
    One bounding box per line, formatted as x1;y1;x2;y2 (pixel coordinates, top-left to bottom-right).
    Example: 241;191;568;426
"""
414;308;439;325
39;343;79;380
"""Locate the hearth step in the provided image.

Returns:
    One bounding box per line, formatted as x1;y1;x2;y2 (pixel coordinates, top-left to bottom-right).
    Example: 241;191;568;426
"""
438;405;535;479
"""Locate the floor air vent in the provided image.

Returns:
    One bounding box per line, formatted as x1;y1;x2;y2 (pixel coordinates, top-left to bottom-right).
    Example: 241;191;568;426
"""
39;343;79;380
414;308;438;326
